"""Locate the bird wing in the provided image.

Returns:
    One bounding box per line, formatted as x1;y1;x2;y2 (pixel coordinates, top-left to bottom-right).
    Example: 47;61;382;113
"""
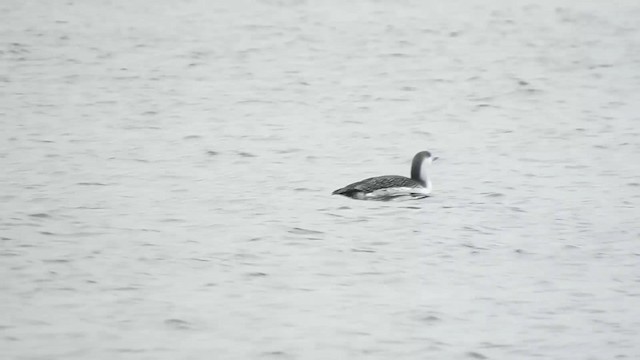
338;175;421;193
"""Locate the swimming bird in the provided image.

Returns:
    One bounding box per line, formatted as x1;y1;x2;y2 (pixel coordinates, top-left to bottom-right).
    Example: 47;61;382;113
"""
332;151;437;200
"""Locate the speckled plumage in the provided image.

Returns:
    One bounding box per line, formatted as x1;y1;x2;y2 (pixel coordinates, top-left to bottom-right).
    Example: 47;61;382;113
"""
332;175;422;196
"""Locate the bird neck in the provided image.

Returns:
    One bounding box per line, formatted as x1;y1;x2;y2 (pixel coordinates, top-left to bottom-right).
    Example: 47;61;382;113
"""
411;156;432;190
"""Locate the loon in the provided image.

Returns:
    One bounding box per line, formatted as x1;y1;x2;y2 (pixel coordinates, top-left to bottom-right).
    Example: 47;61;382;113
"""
332;151;437;200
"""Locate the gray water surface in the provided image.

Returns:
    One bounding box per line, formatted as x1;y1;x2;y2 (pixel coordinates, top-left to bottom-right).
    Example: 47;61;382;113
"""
1;1;640;359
